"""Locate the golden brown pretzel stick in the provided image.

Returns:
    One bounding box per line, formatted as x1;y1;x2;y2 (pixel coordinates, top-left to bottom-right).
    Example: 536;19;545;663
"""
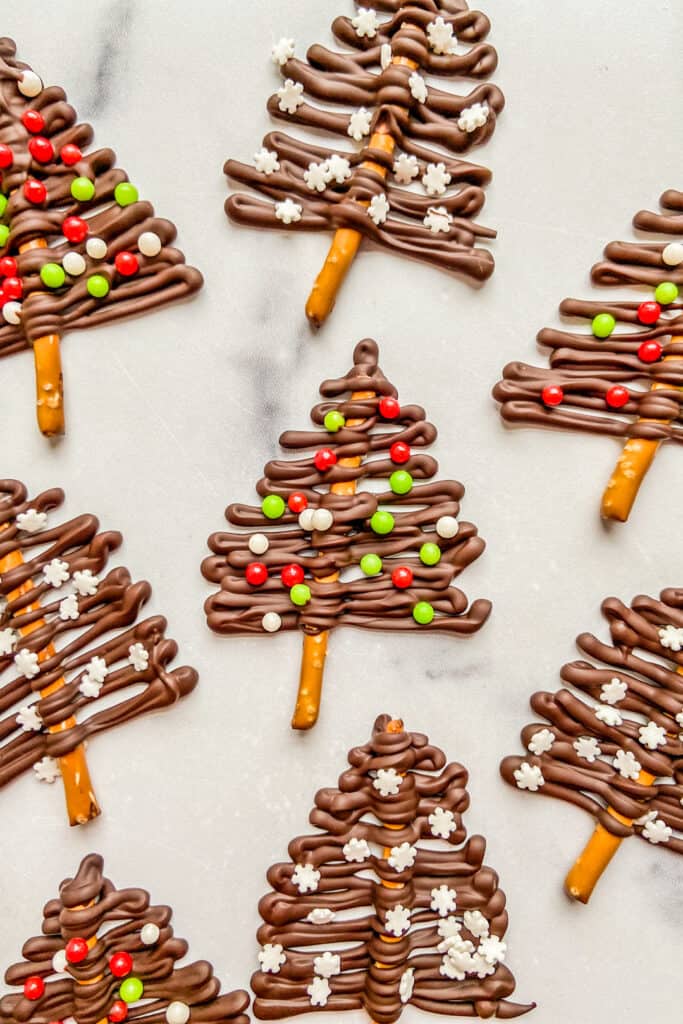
19;238;65;437
291;389;375;730
601;340;683;521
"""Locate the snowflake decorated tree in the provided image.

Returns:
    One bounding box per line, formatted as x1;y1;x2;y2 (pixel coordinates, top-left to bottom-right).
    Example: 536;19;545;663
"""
202;339;491;730
0;37;202;435
0;853;250;1024
493;189;683;523
251;715;534;1021
501;587;683;903
0;479;198;826
225;0;504;326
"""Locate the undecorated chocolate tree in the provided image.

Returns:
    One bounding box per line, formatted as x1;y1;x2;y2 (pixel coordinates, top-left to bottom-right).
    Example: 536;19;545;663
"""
251;715;534;1022
0;37;202;435
0;853;250;1024
0;479;198;825
202;339;491;730
501;587;683;903
225;1;504;325
493;189;683;523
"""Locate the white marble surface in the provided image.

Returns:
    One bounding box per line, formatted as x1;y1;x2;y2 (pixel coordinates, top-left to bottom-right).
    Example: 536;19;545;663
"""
1;2;682;1022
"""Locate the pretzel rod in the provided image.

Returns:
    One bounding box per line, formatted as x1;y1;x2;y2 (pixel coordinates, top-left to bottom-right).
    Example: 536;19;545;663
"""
0;531;99;825
291;390;374;730
19;238;65;436
601;340;683;522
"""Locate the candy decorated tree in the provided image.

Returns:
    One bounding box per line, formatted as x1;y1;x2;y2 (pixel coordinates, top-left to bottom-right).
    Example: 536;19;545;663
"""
493;189;683;522
0;479;198;825
252;715;534;1022
0;37;202;435
225;1;504;326
501;587;683;904
0;853;250;1024
203;339;491;730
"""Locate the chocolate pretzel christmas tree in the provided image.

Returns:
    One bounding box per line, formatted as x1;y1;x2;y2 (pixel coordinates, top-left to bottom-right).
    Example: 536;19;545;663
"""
225;1;504;326
252;715;534;1022
0;479;198;825
0;37;202;435
493;189;683;523
501;587;683;904
0;853;250;1024
202;339;491;730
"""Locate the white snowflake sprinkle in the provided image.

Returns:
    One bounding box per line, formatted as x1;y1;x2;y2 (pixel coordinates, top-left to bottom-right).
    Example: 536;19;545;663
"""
437;916;465;945
440;947;474;980
387;842;417;872
429;805;456;838
59;594;79;621
423;206;452;233
271;38;295;66
513;762;544;791
573;736;601;762
527;728;555;755
292;863;321;894
409;72;428;104
430;885;457;917
259;944;286;974
422;162;451;196
307;908;335;925
658;624;683;652
16;509;47;533
478;934;506;965
373;767;402;796
348;107;372;141
427;16;458;55
380;43;392;69
601;677;628;705
72;569;99;596
393;153;420;184
307;977;330;1008
277;79;304;114
638;721;667;750
43;558;70;588
642;815;672;845
384;904;411;936
352;8;380;38
0;627;17;655
275;198;303;224
469;952;496;978
85;656;108;684
343;836;371;862
457;102;490;133
313;952;340;978
463;910;489;939
128;643;149;672
595;705;623;727
399;967;414;1004
33;756;61;784
14;648;40;679
16;704;42;732
613;749;641;780
303;161;330;192
325;154;352;183
254;148;281;175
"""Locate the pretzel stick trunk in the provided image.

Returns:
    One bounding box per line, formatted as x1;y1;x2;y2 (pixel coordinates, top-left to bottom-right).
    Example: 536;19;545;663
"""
305;55;418;328
601;342;683;522
291;389;375;730
0;532;99;824
564;667;682;902
19;238;65;437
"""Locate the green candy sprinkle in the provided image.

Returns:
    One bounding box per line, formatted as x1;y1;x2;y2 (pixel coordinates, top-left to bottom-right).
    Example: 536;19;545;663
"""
390;470;413;495
591;313;615;339
0;224;9;247
290;583;312;606
654;281;678;305
261;495;285;519
324;410;346;432
0;194;7;217
413;601;435;625
420;542;441;566
115;181;139;206
40;262;66;289
119;977;144;1004
86;274;109;298
70;176;95;202
360;553;382;576
370;510;395;535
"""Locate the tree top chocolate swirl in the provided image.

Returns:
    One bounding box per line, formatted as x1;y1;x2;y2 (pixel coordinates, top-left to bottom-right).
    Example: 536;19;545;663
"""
203;338;491;639
252;714;534;1021
0;853;250;1024
225;0;504;288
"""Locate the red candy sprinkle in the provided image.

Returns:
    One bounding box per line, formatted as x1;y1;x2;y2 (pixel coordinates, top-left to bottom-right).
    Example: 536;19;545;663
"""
314;448;337;471
637;301;660;325
109;952;133;979
3;276;22;300
389;441;410;464
60;143;82;166
0;257;17;277
28;136;54;163
21;109;45;133
378;396;400;419
109;1001;129;1023
66;937;90;964
23;178;47;204
114;251;139;277
281;564;305;589
605;385;629;409
541;385;564;407
638;340;662;363
287;492;308;513
0;290;6;308
391;566;414;589
0;144;13;169
24;977;45;1001
245;562;268;586
62;216;89;244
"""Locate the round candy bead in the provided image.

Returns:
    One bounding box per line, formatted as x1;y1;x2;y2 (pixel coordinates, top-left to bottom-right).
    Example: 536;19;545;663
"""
290;583;312;606
52;950;68;973
0;225;9;247
0;288;7;307
637;301;660;325
262;612;282;633
262;495;285;519
0;196;7;219
413;602;435;625
71;177;96;202
638;340;663;363
391;566;413;589
166;1002;191;1024
86;237;107;259
115;182;139;206
390;470;413;495
311;508;333;532
605;385;629;409
3;301;21;324
63;252;87;277
314;448;337;471
138;231;163;257
0;144;13;168
114;251;139;277
324;410;345;432
370;510;394;535
60;143;83;166
298;508;316;531
281;564;305;588
419;542;441;566
24;178;47;204
119;977;144;1003
21;109;45;132
24;977;45;1000
18;71;43;97
40;263;66;289
360;553;382;576
378;396;400;419
66;937;90;963
109;952;133;979
248;533;269;555
245;562;268;586
662;242;683;267
389;441;410;464
541;384;564;407
3;276;22;299
28;136;54;163
654;281;679;305
0;257;17;277
108;1001;129;1023
287;492;308;513
436;515;459;539
140;923;160;945
87;274;110;298
591;313;615;338
62;216;89;243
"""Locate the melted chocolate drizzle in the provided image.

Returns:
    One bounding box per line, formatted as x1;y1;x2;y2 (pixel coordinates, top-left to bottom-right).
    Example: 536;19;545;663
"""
0;854;250;1024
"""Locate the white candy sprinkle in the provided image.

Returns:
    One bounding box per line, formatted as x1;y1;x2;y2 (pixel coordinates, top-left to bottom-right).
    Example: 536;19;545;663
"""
138;231;162;257
249;533;270;555
2;300;21;324
141;923;160;945
298;509;316;531
312;508;333;532
436;516;459;539
662;242;683;267
166;1002;190;1024
86;237;107;259
18;70;42;97
62;251;86;276
262;612;282;633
